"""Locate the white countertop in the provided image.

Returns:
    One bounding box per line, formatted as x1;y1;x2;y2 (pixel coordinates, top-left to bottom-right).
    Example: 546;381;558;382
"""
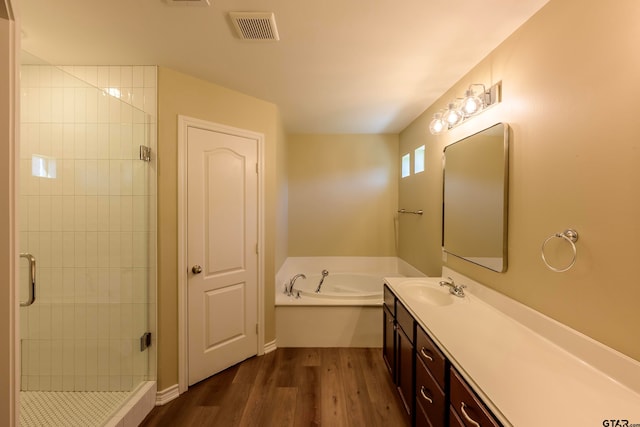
384;275;640;426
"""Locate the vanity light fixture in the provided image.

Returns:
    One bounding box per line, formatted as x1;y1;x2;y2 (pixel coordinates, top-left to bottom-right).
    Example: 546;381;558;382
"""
429;112;446;134
429;81;502;135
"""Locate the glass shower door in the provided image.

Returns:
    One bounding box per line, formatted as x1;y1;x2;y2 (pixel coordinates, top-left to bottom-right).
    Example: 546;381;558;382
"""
19;55;154;425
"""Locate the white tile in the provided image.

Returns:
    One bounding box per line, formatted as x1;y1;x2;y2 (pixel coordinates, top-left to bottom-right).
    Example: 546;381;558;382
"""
120;124;134;160
143;67;156;89
75;231;87;268
98;90;110;124
109;66;121;88
39;306;52;343
121;66;133;88
51;66;65;88
38;230;52;267
38;65;52;87
97;196;110;232
74;159;87;196
109;95;122;124
28;196;40;231
98;232;110;269
63;87;75;123
74;124;87;160
86;268;98;303
86;88;98;123
109;195;121;232
85;159;98;196
110;160;121;195
110;232;121;268
62;268;75;305
51;123;63;161
97;124;109;159
97;268;110;302
85;338;99;378
62;337;75;375
51;87;64;123
86;125;98;160
132;67;144;88
97;66;109;90
121;102;133;126
74;195;86;231
74;87;87;123
109;303;122;339
50;237;63;280
109;124;121;160
50;196;63;231
132;232;147;268
97;159;110;196
74;303;87;339
62;231;75;268
61;195;74;231
84;66;98;88
86;197;98;232
120;160;133;195
61;160;75;196
120;233;133;268
131;87;144;111
39;87;52;123
143;87;156;116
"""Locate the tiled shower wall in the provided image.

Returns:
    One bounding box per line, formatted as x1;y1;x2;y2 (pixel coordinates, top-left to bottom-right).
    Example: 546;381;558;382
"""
19;65;157;392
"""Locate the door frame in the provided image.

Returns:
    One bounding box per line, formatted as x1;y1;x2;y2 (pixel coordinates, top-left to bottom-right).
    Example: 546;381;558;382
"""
177;115;265;394
3;0;19;424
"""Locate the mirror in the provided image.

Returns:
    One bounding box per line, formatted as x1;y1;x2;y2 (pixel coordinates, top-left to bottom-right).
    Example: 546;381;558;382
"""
442;123;509;272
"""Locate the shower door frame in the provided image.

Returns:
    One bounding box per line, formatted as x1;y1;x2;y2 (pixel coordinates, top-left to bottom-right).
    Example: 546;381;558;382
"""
2;0;19;425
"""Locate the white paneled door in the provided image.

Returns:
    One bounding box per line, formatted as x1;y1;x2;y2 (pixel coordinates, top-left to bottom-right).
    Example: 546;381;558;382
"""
187;125;258;386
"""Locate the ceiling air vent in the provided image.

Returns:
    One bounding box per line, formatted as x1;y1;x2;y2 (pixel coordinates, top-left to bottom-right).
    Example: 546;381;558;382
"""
229;12;280;41
165;0;211;6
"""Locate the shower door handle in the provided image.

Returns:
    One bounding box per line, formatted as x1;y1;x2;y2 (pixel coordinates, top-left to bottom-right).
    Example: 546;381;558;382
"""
20;253;36;307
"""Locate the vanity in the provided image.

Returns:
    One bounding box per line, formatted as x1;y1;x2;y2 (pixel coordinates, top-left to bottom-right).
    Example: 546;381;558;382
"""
383;272;640;426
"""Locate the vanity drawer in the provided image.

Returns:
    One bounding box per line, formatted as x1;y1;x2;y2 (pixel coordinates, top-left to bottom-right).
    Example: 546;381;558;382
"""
415;357;446;427
395;301;414;342
450;368;501;427
416;326;447;390
383;284;395;312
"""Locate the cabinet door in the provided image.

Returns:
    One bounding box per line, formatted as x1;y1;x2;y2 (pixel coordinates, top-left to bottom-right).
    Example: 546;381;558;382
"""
416;358;446;427
450;368;501;427
383;304;395;376
396;326;414;417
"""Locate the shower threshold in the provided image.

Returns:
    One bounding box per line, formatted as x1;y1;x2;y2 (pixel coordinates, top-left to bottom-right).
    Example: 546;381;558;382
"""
20;390;130;427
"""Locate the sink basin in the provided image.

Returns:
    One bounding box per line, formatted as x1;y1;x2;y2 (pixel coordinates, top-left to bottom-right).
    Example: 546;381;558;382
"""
400;282;455;307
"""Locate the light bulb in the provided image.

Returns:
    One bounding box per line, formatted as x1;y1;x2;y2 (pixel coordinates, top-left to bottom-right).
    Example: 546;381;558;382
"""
461;89;484;117
443;103;463;126
429;113;445;134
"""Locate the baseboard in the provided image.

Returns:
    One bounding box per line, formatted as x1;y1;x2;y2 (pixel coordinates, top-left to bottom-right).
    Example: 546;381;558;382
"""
155;384;180;406
264;339;277;354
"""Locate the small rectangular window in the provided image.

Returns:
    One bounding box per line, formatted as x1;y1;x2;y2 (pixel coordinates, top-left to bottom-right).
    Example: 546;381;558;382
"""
414;145;425;174
401;153;410;178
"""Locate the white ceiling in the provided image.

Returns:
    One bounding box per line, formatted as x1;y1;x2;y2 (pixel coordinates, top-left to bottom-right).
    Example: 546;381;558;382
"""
19;0;550;133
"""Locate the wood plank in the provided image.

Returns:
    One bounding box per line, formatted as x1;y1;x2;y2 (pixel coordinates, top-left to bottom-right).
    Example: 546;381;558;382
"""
140;348;409;427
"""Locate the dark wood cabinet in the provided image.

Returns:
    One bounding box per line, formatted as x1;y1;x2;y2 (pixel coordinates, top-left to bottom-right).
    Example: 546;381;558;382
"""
384;284;502;427
449;368;501;427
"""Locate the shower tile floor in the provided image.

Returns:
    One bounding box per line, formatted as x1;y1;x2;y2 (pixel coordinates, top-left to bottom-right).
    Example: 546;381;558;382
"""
20;391;130;427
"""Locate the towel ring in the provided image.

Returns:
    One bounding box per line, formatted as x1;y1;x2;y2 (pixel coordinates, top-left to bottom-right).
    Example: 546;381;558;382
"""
541;229;579;272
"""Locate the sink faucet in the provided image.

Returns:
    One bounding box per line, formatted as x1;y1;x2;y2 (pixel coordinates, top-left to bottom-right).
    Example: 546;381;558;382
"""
439;277;466;298
315;269;329;293
286;273;306;296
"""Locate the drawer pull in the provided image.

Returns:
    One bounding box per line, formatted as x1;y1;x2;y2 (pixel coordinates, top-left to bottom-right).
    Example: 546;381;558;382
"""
420;347;434;362
460;402;481;427
419;386;433;404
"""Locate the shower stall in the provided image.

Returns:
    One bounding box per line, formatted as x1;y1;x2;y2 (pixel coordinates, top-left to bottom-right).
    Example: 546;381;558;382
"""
18;54;157;426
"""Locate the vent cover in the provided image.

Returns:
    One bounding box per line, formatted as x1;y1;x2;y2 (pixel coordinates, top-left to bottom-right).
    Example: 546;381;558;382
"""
165;0;210;6
229;12;280;41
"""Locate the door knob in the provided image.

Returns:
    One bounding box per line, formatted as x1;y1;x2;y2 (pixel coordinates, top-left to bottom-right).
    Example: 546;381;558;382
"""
192;265;203;274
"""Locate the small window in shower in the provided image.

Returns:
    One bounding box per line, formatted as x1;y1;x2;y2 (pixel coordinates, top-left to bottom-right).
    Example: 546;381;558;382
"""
401;153;410;178
414;145;425;174
31;155;57;179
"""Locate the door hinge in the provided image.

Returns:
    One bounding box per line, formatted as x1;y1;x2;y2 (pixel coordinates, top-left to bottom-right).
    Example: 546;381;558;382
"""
139;145;151;162
140;332;152;351
255;162;259;174
256;323;259;334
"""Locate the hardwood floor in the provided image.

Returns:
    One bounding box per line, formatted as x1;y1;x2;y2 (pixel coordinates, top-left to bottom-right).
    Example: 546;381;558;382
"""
140;348;410;427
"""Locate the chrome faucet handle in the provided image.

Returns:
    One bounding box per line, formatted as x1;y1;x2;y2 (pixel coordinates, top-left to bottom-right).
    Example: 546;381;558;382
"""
439;277;454;286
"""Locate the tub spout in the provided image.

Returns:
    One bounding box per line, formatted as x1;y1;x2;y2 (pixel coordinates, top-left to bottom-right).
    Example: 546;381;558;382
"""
287;273;306;296
315;269;329;293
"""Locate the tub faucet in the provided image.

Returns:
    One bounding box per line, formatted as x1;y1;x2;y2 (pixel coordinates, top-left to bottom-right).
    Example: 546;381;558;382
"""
315;269;329;293
439;277;466;298
287;273;306;296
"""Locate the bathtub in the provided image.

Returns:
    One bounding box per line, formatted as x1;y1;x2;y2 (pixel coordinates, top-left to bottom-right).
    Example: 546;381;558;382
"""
275;257;424;347
292;273;384;301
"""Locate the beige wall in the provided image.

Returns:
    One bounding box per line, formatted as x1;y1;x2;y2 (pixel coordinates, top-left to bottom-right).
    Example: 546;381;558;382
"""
288;134;398;256
1;9;17;427
157;67;286;390
399;0;640;362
